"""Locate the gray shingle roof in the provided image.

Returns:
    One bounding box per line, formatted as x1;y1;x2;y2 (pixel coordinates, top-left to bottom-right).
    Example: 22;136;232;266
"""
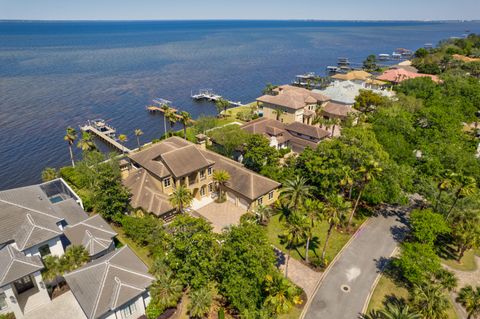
286;122;330;139
64;215;117;257
13;213;62;251
65;246;154;319
0;245;44;287
160;144;212;178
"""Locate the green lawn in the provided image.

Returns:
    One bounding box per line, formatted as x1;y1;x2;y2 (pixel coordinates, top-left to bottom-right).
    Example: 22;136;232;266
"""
224;103;255;119
266;214;363;267
367;275;459;319
278;304;304;319
442;249;478;271
111;224;153;267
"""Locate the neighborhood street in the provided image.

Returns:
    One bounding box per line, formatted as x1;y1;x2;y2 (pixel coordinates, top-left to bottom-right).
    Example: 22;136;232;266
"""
303;208;408;319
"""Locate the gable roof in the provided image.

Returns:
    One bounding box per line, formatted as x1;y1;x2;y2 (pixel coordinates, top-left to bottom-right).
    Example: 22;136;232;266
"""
257;85;330;111
322;102;359;119
64;215;117;257
65;246;154;319
0;245;44;287
332;70;372;81
160;144;212;178
377;68;440;84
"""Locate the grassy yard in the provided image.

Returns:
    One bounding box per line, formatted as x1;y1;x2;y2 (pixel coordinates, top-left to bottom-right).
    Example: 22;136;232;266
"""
442;249;478;271
278;304;304;319
111;224;153;267
223;103;256;120
367;275;459;319
266;214;364;267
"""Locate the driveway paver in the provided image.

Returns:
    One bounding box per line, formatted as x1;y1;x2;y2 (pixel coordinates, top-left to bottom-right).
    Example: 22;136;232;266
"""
194;201;246;233
304;208;407;319
25;291;86;319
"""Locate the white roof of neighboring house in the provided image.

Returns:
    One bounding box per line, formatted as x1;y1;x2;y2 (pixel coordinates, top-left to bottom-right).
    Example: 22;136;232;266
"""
314;81;395;105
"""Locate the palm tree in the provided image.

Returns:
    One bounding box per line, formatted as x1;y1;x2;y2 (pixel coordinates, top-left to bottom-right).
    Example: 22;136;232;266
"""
118;134;127;155
312;113;327;129
169;185;193;213
150;269;183;309
263;83;277;95
359;309;384;319
303;198;323;263
330;117;341;136
188;286;215;318
451;211;480;261
447;175;477;219
160;104;171;137
255;205;272;225
134;129;143;149
456;285;480;319
434;172;453;212
41;167;57;182
273;108;285;121
77;131;96;152
321;195;350;263
213;170;230;202
215;98;230;117
411;284;449;319
62;245;89;272
64;127;77;167
179;111;192;140
379;301;421;319
264;274;302;315
166;109;178;137
283;213;309;277
280;176;315;208
348;160;382;226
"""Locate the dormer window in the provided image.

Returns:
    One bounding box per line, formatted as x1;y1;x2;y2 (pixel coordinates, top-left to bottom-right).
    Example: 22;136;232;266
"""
164;178;171;188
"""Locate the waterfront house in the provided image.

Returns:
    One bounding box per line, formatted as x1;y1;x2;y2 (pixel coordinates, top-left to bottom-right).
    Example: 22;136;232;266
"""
0;179;152;319
257;85;330;125
376;68;440;84
241;117;330;153
124;136;281;216
331;70;372;83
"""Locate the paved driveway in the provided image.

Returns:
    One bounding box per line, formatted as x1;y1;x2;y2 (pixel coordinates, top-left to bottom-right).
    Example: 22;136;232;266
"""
25;291;86;319
195;201;246;233
304;208;408;319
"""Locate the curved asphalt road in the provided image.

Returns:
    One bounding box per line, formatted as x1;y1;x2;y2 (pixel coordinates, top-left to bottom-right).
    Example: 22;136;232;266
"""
304;208;407;319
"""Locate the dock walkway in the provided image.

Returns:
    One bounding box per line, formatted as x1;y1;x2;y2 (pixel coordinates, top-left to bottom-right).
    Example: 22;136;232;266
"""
80;124;131;154
191;89;242;106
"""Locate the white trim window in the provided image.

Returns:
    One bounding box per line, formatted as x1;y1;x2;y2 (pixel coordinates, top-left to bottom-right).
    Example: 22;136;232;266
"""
208;183;213;193
120;301;137;319
200;170;206;180
163;178;171;188
0;292;7;310
38;244;51;258
208;167;213;175
268;191;274;200
257;197;263;205
200;186;206;197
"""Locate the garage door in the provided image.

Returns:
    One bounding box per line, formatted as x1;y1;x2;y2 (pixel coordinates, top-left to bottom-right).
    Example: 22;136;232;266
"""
226;192;236;204
239;198;249;210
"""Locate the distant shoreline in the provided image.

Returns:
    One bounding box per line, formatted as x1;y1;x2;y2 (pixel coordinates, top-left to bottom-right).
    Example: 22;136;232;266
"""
1;19;479;23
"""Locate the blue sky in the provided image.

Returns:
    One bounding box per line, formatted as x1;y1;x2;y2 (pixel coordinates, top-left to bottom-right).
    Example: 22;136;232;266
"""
1;0;479;20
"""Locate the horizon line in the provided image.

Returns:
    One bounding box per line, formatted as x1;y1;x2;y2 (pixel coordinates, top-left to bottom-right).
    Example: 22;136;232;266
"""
1;18;479;23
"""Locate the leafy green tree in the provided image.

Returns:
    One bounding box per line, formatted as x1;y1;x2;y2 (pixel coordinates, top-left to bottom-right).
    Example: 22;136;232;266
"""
179;111;192;140
243;134;279;173
363;54;378;71
134;129;143;149
456;285;480;319
409;209;450;245
280;176;314;208
411;283;449;319
263;273;302;315
121;214;166;251
435;173;454;212
415;48;429;58
165;109;178;136
450;210;480;261
164;215;218;289
254;205;272;225
207;125;249;157
213;170;230;202
262;83;278;95
64;127;77;167
354;90;389;113
447;175;477;218
188;285;216;318
41;167;58;182
41;246;89;290
217;222;276;314
169;185;193;213
393;242;442;286
193;116;218;134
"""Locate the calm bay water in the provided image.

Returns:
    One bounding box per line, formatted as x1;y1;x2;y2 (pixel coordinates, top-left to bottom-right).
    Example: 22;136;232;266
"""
1;20;479;189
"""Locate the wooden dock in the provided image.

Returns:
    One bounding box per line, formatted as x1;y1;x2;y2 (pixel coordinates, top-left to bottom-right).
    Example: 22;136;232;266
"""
191;89;242;106
80;121;131;154
146;105;195;123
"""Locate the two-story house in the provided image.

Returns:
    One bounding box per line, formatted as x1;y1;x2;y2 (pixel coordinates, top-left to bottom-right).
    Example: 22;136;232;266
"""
0;179;153;319
124;136;281;217
257;85;330;125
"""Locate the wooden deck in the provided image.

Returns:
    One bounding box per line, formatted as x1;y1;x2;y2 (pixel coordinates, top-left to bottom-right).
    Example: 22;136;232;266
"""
81;125;131;154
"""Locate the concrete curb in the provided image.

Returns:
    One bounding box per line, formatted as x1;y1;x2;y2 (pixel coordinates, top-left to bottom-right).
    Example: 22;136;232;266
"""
360;246;400;315
300;218;372;319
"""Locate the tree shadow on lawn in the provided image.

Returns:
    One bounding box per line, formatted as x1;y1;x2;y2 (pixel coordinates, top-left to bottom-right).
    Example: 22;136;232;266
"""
435;234;460;261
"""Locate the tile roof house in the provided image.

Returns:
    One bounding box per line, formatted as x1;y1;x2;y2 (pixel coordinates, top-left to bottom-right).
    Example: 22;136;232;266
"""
241;117;330;153
331;70;373;82
257;85;330;125
376;68;440;84
0;179;152;319
125;137;281;215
